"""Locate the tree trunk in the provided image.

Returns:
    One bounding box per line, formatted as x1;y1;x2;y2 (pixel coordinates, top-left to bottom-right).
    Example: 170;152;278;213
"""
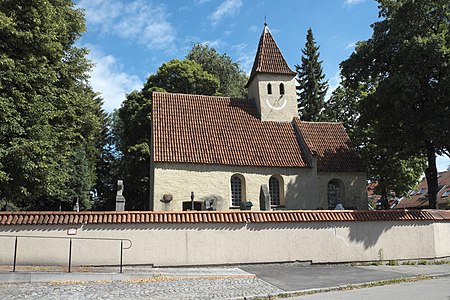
424;145;438;209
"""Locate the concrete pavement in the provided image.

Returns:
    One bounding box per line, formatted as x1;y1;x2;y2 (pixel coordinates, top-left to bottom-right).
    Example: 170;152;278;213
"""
0;263;449;299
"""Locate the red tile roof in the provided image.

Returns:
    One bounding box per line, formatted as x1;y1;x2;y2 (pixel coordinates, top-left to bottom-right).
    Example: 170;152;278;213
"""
0;210;448;226
395;170;450;209
294;119;363;172
152;92;307;167
247;25;296;86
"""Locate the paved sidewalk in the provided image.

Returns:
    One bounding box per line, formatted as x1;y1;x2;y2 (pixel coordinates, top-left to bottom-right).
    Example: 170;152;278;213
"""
0;263;449;299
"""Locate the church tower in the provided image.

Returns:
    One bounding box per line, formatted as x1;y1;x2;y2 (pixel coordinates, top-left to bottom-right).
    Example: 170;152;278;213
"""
247;24;298;122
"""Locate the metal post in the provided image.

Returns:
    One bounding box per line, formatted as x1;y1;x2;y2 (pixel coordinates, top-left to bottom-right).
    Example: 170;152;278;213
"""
120;240;123;273
68;238;72;273
190;191;195;211
12;237;18;272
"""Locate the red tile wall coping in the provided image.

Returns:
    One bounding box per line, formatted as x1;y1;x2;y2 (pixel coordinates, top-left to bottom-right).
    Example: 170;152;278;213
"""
0;210;449;226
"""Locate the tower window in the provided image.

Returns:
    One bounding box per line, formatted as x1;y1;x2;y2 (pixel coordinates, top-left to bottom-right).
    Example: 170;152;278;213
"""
279;83;285;95
267;83;272;95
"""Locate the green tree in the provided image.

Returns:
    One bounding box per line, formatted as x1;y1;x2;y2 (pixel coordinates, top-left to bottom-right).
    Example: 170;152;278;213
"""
116;59;219;210
296;28;328;121
145;59;219;96
322;84;366;138
92;102;120;211
186;43;248;98
341;0;450;208
0;0;102;210
323;84;425;209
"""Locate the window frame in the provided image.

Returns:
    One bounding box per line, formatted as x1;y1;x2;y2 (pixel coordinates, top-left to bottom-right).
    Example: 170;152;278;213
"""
279;83;285;95
230;174;245;207
269;176;281;206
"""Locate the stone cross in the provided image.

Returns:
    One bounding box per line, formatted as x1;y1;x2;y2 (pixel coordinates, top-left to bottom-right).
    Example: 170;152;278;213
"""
116;180;126;211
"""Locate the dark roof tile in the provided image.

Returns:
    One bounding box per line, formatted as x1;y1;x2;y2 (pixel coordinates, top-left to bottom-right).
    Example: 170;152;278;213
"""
247;25;296;85
294;119;364;172
153;92;307;167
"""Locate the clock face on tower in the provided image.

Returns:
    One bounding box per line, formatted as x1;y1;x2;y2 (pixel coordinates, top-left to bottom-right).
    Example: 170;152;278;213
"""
265;95;287;110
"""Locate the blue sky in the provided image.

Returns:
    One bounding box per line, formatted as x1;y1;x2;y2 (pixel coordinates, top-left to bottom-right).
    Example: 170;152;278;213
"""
75;0;449;171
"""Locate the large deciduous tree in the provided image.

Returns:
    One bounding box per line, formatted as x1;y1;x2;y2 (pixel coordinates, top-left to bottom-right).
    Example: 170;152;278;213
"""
296;28;328;121
323;84;426;209
341;0;450;208
0;0;102;210
186;43;248;98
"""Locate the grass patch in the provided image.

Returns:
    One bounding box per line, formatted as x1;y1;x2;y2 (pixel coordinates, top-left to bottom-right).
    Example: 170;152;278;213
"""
387;260;399;266
434;260;450;265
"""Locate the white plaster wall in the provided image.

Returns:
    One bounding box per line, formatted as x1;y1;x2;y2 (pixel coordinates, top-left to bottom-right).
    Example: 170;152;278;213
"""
434;222;450;258
153;163;330;211
153;163;367;211
247;74;297;122
0;220;447;267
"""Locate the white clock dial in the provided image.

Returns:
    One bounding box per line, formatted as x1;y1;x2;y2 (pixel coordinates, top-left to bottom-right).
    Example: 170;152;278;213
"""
266;96;287;110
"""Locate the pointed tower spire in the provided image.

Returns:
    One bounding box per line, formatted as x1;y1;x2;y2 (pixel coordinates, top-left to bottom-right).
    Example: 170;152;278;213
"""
247;23;298;122
246;23;295;87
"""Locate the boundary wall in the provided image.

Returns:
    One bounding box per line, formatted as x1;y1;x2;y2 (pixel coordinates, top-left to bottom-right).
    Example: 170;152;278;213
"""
0;210;449;267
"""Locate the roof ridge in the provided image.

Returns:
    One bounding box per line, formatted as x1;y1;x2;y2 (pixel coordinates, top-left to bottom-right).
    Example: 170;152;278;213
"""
152;91;232;101
295;119;344;126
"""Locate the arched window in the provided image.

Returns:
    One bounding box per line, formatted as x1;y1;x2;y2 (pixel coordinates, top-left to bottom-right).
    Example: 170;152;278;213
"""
269;176;281;206
279;83;285;95
267;83;272;95
327;180;343;209
231;175;243;206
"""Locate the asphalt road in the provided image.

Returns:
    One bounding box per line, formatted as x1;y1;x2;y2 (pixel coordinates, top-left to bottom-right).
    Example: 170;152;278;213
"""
288;277;450;300
240;263;407;291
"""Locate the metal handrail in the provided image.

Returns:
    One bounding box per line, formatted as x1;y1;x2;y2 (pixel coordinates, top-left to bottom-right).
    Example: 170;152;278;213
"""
0;235;132;273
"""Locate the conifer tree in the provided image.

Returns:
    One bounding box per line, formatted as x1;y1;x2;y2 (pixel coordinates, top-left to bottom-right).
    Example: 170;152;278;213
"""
296;28;328;121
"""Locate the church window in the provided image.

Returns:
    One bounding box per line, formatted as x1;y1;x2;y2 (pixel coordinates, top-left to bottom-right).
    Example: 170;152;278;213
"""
269;176;281;206
231;175;243;206
327;179;343;209
267;83;272;95
279;83;285;95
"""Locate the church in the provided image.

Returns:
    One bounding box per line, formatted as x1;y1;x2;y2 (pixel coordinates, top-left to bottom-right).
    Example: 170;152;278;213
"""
149;24;367;211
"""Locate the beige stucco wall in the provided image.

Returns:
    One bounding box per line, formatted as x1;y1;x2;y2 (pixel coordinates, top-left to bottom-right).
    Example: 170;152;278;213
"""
152;163;367;211
317;172;368;210
247;73;297;122
0;220;447;267
434;222;450;258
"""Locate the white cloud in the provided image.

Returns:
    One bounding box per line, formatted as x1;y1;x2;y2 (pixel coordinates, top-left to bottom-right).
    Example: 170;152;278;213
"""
344;0;365;6
249;25;259;33
231;43;254;74
346;42;356;50
201;39;225;49
78;0;176;50
209;0;243;25
194;0;212;5
87;47;143;112
437;155;450;172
